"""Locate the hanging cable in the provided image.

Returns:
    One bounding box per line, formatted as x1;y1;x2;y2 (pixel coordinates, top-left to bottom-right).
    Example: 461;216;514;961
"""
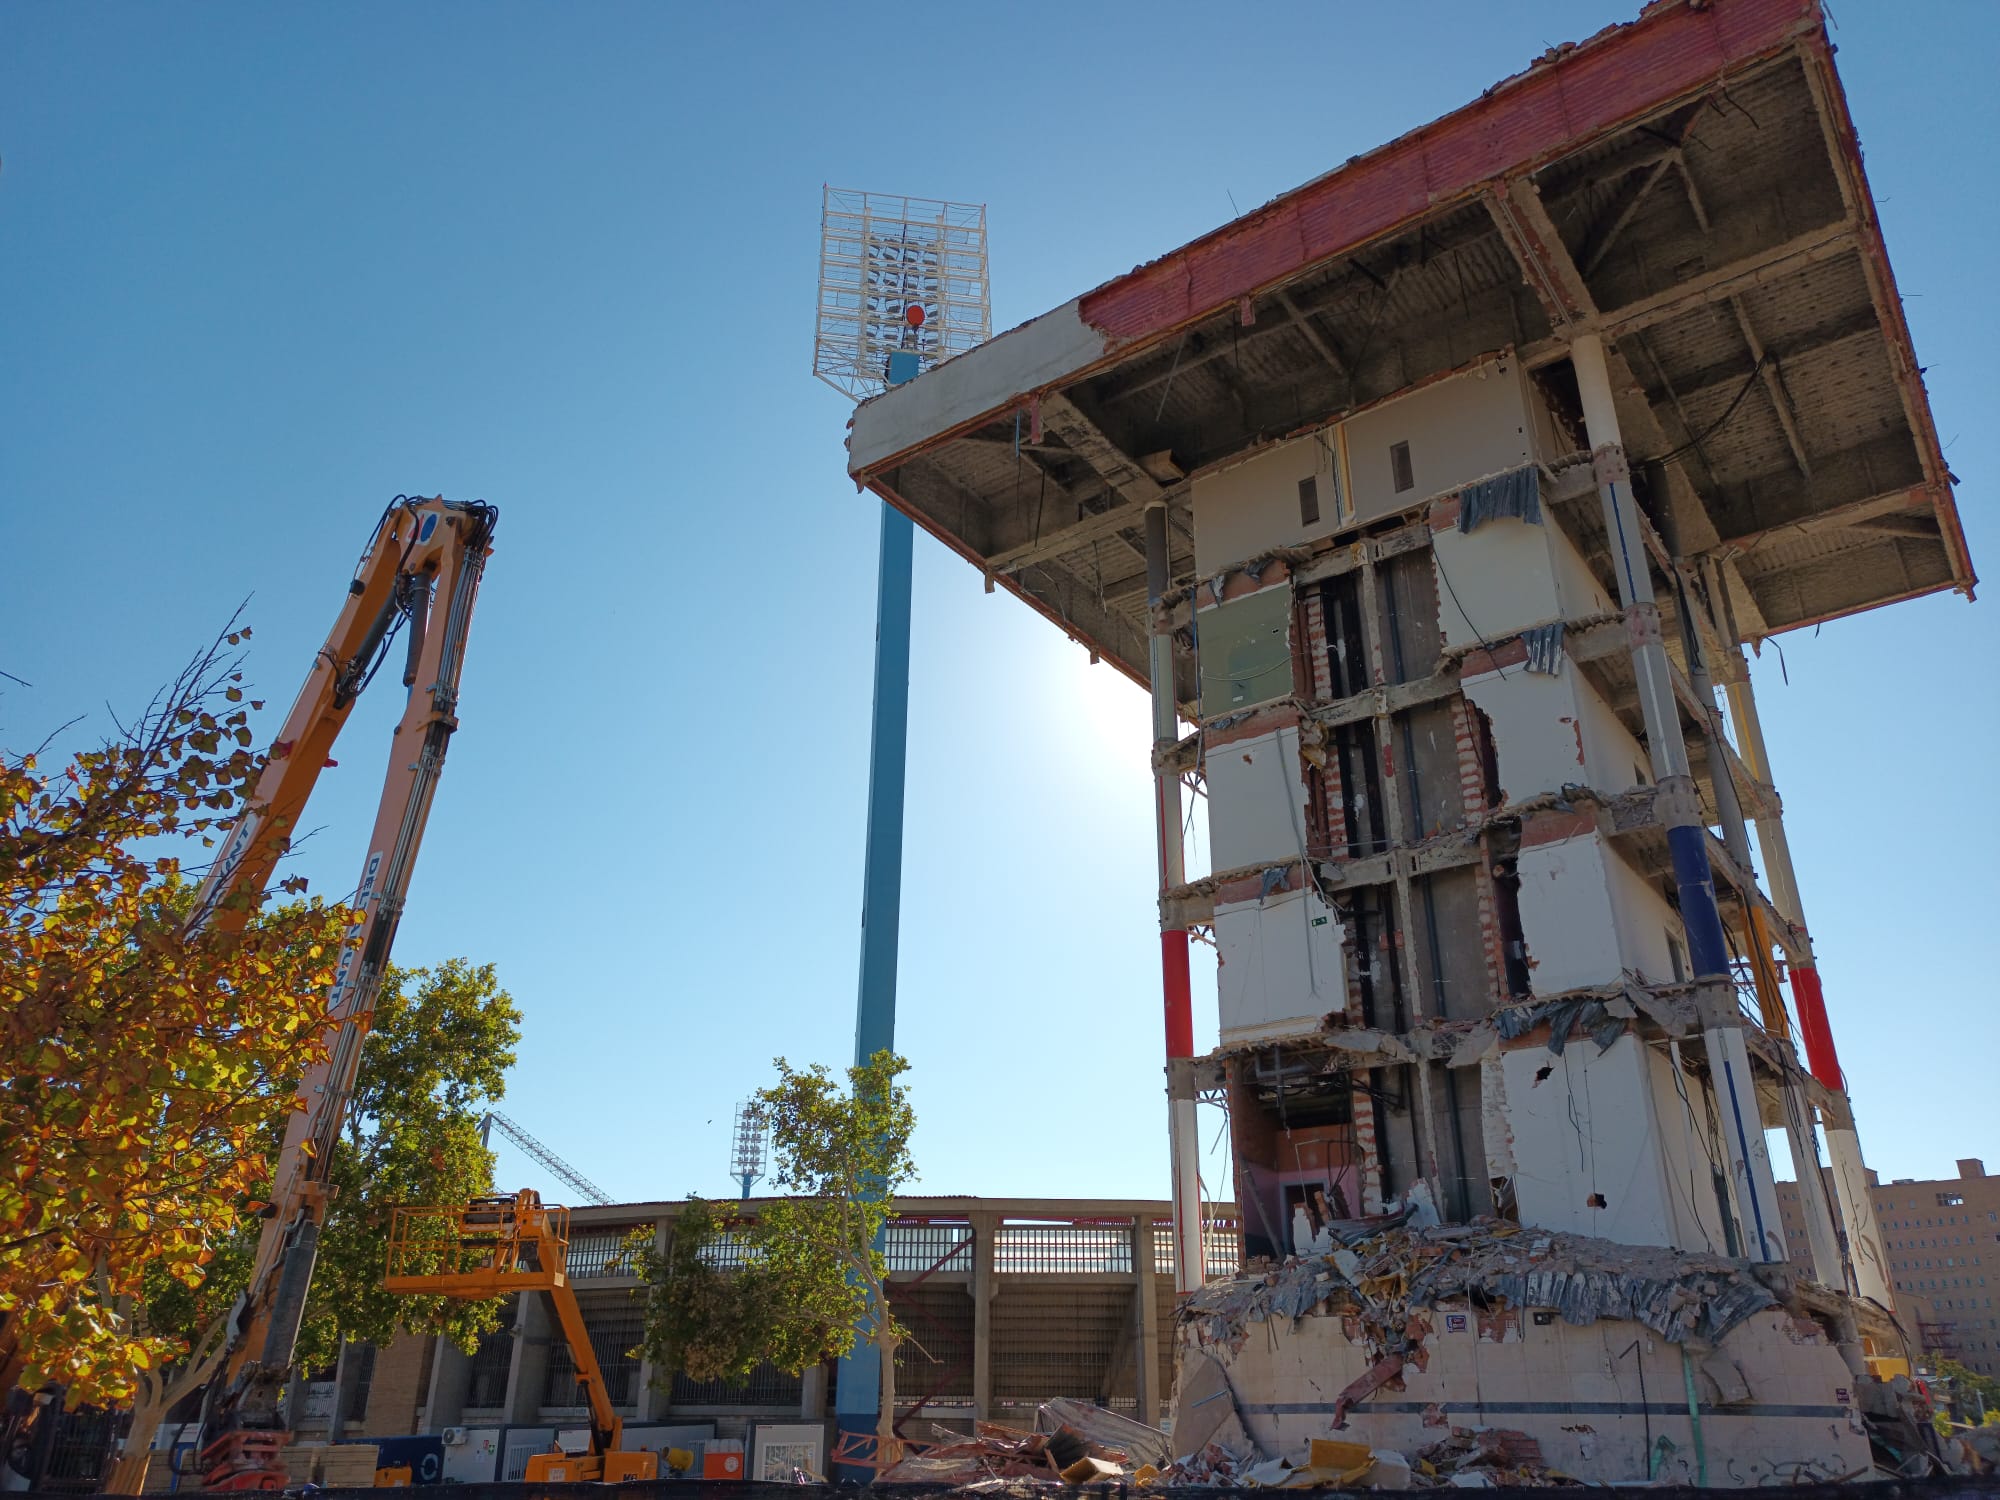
1647;354;1769;467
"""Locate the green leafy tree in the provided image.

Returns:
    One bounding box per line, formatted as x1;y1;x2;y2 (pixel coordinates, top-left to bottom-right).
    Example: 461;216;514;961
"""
105;960;521;1493
635;1050;914;1461
1938;1359;2000;1426
292;958;519;1371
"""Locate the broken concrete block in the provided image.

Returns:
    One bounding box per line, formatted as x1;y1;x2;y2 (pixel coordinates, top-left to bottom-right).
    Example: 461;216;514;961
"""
1243;1456;1294;1486
1366;1450;1414;1489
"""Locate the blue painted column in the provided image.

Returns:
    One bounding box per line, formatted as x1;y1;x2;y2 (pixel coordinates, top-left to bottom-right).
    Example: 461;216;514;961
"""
833;499;913;1477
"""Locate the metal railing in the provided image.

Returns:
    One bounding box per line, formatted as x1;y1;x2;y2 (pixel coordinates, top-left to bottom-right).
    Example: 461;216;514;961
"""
567;1229;642;1278
384;1197;571;1285
886;1220;972;1272
994;1223;1133;1274
1152;1218;1243;1280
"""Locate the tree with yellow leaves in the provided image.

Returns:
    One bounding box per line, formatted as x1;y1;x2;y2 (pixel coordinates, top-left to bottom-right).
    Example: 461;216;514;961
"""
0;626;353;1408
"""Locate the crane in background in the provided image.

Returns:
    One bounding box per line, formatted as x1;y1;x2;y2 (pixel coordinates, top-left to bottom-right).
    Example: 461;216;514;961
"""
479;1111;612;1207
180;495;499;1490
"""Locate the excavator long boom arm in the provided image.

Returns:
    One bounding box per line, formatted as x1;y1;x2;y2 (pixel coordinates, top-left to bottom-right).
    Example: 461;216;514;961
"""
188;495;498;1478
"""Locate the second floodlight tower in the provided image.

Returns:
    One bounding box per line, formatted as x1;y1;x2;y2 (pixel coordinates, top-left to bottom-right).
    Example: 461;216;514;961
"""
813;187;989;1470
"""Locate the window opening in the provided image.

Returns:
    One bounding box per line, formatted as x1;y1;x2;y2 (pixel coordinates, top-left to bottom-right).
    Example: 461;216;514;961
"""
1390;441;1415;493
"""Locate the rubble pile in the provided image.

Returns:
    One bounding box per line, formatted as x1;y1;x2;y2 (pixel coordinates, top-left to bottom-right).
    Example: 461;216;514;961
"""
877;1398;1169;1488
1147;1214;1811;1487
1180;1212;1780;1372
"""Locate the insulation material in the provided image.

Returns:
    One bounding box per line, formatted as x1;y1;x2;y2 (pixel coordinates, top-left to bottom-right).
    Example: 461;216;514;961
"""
1500;1036;1683;1250
1215;887;1347;1046
1203;724;1310;874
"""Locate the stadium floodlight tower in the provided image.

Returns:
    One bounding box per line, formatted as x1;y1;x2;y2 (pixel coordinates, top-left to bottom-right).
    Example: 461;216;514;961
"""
728;1098;766;1202
815;188;989;400
813;186;988;1477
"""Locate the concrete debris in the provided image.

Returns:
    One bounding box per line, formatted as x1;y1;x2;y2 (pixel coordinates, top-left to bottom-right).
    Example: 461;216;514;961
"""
1034;1397;1170;1470
1163;1424;1573;1490
878;1401;1167;1488
1495;994;1630;1056
1171;1351;1257;1461
1178;1216;1779;1371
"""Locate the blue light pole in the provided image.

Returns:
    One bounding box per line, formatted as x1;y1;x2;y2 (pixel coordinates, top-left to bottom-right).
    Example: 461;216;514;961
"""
832;496;913;1476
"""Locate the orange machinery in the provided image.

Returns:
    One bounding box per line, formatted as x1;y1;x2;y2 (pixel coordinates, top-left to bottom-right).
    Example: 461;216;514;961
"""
383;1191;659;1484
185;496;499;1488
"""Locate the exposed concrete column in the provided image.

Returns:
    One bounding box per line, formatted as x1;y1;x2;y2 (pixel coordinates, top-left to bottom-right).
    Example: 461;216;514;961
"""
1146;504;1204;1294
1821;1095;1895;1309
1712;632;1895;1308
1651;465;1842;1289
799;1363;830;1422
422;1335;472;1434
1131;1216;1161;1425
1571;332;1782;1262
635;1219;670;1421
968;1211;996;1422
505;1292;551;1424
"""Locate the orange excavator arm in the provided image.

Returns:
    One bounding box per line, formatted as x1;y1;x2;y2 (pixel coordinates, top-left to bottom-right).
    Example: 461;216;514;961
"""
189;495;498;1484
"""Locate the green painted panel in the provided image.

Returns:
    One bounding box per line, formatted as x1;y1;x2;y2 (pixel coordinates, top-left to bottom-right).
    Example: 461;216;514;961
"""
1198;586;1294;716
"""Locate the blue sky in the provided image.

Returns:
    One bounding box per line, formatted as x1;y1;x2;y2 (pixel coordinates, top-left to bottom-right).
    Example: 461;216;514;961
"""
4;2;1994;1209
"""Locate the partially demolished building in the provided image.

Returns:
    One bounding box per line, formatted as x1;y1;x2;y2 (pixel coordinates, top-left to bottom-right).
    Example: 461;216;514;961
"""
846;0;1972;1482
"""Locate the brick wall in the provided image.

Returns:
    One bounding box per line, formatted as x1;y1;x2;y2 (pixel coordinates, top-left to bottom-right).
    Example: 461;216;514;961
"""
360;1332;435;1437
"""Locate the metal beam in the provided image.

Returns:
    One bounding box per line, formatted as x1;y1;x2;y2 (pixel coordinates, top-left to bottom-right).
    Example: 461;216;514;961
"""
1599;220;1858;337
1579;152;1679;277
1485;178;1595;327
1728;295;1812;478
1726;483;1938;557
1041;392;1163;508
1275;289;1348;378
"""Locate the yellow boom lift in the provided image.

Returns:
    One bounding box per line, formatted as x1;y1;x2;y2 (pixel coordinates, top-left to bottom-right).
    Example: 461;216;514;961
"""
383;1192;659;1483
185;496;499;1489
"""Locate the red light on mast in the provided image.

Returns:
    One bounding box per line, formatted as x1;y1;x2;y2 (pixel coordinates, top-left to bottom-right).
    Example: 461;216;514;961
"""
904;304;926;328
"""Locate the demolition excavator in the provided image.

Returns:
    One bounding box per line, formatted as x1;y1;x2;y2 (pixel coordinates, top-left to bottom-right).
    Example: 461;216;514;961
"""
183;495;499;1489
382;1191;660;1483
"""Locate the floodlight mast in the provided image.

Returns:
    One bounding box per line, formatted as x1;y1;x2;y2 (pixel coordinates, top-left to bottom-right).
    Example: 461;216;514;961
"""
813;186;988;1478
814;187;989;400
729;1099;767;1201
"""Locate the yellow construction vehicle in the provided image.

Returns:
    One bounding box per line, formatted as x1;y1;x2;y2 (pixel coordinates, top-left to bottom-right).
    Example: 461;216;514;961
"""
186;496;500;1489
383;1191;659;1484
